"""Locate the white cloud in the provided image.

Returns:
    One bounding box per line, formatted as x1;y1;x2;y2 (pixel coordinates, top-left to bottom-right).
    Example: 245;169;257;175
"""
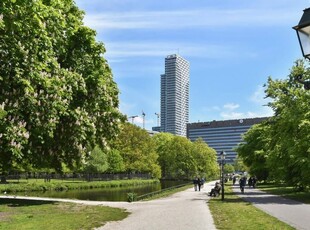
212;106;221;111
119;102;137;117
83;8;298;31
103;41;255;60
250;85;269;104
223;103;240;111
220;111;244;120
220;109;273;120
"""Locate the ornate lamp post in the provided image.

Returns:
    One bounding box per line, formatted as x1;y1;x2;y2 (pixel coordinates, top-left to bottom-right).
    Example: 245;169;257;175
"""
293;8;310;60
293;8;310;90
220;151;226;201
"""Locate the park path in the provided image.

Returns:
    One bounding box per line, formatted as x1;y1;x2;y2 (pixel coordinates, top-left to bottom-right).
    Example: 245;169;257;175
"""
232;184;310;230
96;181;217;230
0;181;217;230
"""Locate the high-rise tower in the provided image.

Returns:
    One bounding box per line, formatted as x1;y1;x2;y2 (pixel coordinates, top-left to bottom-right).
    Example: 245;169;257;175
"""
160;54;189;136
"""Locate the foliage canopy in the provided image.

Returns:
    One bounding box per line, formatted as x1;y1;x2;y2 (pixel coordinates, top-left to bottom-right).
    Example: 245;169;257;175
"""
0;0;124;173
237;60;310;189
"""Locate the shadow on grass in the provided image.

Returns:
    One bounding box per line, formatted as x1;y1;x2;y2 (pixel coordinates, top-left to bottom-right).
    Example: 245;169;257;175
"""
0;198;56;207
208;196;245;204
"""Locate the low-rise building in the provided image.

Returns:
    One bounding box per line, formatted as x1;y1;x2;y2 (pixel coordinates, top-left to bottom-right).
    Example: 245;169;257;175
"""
187;117;268;164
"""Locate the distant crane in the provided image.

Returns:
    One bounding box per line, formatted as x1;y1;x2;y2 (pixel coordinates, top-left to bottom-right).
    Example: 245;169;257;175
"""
142;111;146;129
128;115;138;124
155;112;160;126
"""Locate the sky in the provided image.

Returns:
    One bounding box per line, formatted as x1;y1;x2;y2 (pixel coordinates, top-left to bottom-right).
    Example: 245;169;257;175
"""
75;0;309;130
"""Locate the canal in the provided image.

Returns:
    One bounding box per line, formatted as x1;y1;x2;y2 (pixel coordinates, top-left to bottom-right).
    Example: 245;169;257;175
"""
16;180;190;201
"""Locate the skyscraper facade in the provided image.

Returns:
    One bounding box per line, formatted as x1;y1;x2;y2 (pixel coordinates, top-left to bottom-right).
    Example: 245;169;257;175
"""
160;54;189;137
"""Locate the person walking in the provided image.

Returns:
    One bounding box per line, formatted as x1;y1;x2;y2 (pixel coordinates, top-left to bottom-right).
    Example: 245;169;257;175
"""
239;176;247;194
252;176;257;188
197;178;202;191
193;177;198;191
248;177;253;188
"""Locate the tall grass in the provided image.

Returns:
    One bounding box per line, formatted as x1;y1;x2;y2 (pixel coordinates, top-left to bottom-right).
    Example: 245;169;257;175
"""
0;179;159;193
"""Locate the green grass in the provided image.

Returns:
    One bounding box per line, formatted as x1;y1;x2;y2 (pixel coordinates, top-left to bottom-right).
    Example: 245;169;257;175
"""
209;184;295;230
0;179;159;193
0;198;128;230
257;183;310;204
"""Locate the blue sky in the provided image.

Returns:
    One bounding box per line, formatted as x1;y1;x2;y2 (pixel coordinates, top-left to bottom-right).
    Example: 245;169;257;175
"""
75;0;308;130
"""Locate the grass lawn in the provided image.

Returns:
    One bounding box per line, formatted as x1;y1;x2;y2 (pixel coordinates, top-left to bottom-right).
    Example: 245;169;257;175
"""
208;184;294;230
0;198;128;230
258;183;310;204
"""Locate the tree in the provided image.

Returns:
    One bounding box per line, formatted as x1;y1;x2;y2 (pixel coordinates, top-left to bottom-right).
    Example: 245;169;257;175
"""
191;138;218;179
106;149;125;173
83;146;109;173
113;123;161;178
264;61;310;188
153;134;219;180
0;0;124;175
236;60;310;188
232;156;247;173
152;132;174;178
169;136;195;179
153;134;194;179
224;164;235;174
236;123;271;181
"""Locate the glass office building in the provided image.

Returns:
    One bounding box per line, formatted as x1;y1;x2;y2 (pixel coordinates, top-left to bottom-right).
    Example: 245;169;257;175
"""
187;117;268;164
160;54;189;137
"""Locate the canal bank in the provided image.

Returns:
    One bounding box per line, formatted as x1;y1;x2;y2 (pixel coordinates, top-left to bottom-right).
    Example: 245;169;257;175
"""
0;181;217;230
1;179;190;201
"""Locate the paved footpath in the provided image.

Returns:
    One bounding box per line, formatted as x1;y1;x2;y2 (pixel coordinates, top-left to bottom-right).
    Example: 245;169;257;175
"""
232;184;310;230
0;181;217;230
96;181;216;230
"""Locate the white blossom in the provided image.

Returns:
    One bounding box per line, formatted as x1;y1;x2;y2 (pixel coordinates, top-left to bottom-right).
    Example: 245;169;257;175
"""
23;132;29;139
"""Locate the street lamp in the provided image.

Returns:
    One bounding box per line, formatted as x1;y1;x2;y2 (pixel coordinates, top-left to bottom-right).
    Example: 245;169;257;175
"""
293;8;310;60
293;8;310;90
220;151;226;201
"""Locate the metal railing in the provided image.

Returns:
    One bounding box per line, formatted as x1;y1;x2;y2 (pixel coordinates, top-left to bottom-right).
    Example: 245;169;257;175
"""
136;182;192;201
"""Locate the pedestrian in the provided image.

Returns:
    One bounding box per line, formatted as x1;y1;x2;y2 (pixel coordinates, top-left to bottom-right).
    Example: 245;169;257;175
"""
239;176;247;193
232;176;236;185
193;177;198;191
252;176;257;188
201;178;205;189
248;177;253;188
197;178;202;191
